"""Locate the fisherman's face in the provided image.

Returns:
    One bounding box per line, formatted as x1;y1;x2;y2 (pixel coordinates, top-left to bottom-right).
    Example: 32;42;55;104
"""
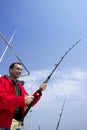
10;64;22;79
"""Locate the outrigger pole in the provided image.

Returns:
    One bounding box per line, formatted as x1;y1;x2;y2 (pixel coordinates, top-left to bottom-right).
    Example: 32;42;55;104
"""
56;97;66;130
0;32;30;76
0;28;17;63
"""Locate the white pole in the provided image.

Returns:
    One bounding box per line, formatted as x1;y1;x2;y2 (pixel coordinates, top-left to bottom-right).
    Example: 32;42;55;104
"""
0;31;30;76
29;110;32;130
0;28;17;62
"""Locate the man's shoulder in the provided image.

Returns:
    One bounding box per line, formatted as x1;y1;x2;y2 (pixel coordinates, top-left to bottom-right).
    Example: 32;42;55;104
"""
0;75;10;82
0;75;8;83
0;75;5;79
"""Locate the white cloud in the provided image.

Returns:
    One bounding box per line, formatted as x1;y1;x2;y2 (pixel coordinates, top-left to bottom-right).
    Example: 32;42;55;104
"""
19;67;87;105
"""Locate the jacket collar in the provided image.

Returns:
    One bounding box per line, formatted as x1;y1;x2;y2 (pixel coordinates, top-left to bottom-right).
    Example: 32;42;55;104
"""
4;75;25;85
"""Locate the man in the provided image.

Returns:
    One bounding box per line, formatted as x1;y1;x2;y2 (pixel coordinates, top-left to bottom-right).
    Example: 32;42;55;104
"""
0;62;47;130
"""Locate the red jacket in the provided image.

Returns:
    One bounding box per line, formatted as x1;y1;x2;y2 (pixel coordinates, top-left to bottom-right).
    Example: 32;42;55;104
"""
0;75;42;128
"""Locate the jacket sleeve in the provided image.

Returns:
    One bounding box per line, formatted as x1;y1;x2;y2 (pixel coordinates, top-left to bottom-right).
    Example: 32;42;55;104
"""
0;78;25;110
31;89;42;107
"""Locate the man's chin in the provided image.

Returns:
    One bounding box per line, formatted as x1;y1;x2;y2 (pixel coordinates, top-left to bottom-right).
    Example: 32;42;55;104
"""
16;75;20;78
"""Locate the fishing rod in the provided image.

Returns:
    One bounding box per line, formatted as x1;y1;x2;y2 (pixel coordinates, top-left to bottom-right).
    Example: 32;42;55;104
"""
56;97;66;130
0;32;30;76
0;29;17;63
20;39;81;121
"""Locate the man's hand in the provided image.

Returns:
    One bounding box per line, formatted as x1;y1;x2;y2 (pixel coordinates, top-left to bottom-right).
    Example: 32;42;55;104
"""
24;95;34;105
39;83;47;91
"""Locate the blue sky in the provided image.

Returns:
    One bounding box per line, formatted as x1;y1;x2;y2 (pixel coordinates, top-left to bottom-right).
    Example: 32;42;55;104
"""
0;0;87;130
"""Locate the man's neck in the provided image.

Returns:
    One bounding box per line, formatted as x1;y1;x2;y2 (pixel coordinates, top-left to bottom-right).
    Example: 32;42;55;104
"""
10;76;17;82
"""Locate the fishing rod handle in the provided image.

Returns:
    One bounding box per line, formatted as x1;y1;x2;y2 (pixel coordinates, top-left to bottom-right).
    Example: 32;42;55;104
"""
20;87;43;121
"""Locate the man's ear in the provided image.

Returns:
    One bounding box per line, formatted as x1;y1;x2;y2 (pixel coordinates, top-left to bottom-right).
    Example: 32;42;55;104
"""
9;68;12;73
